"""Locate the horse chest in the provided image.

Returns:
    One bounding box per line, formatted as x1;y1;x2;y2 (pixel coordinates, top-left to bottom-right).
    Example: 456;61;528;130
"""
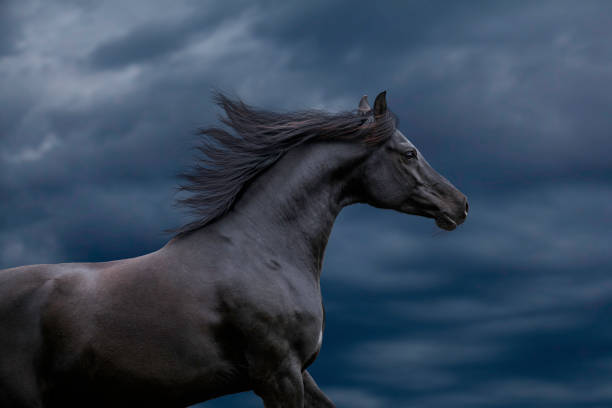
270;308;323;369
232;287;324;366
213;255;325;367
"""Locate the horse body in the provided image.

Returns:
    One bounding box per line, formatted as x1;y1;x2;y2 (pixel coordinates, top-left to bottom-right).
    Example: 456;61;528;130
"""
1;141;342;407
0;92;467;407
1;251;231;406
1;229;325;406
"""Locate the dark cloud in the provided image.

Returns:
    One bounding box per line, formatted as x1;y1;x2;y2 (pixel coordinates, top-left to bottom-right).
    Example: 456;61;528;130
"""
0;3;20;57
86;1;258;70
2;1;612;407
88;22;196;69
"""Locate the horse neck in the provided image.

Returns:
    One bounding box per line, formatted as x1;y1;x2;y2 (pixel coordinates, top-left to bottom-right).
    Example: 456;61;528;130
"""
220;140;368;275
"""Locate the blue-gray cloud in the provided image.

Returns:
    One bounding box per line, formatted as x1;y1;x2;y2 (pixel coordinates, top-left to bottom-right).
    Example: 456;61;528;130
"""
2;1;612;407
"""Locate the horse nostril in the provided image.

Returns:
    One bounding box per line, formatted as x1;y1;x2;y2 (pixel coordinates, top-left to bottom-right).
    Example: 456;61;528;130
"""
464;200;469;216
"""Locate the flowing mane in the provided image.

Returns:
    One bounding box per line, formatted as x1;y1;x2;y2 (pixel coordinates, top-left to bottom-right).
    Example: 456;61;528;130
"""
174;92;398;236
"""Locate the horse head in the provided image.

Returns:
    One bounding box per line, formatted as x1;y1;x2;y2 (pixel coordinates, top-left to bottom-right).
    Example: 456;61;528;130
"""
358;91;468;231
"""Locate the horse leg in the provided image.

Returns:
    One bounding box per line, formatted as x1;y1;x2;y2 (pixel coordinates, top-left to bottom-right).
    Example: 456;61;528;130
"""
250;359;304;408
303;370;335;408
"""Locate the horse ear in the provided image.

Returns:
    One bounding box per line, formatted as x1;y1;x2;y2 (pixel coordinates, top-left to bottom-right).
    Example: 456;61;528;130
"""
373;91;387;116
358;95;371;113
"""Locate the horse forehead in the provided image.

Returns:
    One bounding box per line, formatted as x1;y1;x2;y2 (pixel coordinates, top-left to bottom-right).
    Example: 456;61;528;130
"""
395;130;416;148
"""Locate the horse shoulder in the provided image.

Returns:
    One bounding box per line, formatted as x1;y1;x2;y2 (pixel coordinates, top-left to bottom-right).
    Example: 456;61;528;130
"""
213;256;324;370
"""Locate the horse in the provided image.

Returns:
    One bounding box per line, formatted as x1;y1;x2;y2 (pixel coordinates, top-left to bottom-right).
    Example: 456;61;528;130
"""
0;91;468;407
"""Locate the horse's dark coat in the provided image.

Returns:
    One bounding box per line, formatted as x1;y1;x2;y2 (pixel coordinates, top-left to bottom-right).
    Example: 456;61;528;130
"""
0;92;467;407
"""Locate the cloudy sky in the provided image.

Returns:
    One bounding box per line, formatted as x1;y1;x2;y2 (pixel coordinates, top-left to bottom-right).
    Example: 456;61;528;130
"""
2;1;612;407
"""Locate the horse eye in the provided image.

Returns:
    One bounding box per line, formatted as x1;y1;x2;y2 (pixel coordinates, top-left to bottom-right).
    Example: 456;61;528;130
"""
403;150;417;159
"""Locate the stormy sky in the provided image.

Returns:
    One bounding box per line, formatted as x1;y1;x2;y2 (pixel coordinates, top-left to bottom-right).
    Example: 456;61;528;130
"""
2;1;612;407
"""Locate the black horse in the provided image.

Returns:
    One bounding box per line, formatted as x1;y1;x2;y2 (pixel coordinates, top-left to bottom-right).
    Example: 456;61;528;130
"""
0;91;468;407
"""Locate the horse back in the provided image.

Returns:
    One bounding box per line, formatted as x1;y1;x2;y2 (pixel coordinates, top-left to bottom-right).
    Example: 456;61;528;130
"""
0;264;65;406
0;261;122;407
0;263;58;361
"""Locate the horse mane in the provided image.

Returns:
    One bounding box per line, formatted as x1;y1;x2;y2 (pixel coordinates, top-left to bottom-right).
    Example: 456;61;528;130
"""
173;92;397;236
